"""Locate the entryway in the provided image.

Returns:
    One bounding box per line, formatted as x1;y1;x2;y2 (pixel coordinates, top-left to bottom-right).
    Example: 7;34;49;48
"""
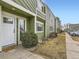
2;11;27;51
17;18;26;45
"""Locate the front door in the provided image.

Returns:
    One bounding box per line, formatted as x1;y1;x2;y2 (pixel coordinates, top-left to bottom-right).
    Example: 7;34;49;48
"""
18;18;25;44
2;16;16;46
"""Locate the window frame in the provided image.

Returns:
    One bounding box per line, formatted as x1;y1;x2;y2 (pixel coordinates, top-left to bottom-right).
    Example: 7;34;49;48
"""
3;16;14;24
36;21;44;33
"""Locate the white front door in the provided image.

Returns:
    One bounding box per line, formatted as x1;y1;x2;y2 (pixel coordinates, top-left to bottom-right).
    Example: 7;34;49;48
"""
2;16;16;46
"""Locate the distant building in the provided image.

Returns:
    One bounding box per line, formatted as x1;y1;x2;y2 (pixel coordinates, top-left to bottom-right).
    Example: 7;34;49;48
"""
64;24;79;32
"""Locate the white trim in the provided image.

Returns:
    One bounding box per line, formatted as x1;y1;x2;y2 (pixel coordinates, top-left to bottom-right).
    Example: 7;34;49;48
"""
35;20;44;33
25;18;27;32
36;21;43;25
35;16;37;33
0;6;2;51
2;0;36;16
35;8;37;33
36;31;44;33
17;17;27;44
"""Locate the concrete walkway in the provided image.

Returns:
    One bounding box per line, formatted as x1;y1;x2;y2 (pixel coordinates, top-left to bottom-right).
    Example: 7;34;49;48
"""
0;47;45;59
66;33;79;59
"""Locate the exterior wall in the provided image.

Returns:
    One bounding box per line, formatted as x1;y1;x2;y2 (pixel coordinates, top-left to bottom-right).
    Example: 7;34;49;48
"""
37;0;43;11
33;0;46;42
36;33;44;42
27;17;35;33
35;17;45;42
36;0;46;20
55;17;61;33
45;6;56;37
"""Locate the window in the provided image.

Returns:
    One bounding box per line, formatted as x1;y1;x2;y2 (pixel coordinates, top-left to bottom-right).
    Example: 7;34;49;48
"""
19;19;26;33
50;26;53;31
36;21;44;32
42;6;46;14
44;6;46;13
3;17;13;24
42;6;43;12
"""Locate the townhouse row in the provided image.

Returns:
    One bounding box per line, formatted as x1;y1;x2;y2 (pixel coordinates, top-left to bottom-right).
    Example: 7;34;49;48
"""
64;24;79;32
0;0;61;51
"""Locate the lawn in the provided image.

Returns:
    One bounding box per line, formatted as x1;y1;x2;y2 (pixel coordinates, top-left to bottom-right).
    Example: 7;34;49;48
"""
32;33;67;59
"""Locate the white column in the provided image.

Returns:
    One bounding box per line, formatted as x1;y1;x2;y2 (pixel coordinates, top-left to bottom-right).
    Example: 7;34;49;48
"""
0;6;2;51
35;8;37;33
35;15;37;33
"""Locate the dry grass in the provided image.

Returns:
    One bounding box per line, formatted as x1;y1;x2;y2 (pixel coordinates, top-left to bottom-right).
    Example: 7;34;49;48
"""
72;36;79;42
32;33;67;59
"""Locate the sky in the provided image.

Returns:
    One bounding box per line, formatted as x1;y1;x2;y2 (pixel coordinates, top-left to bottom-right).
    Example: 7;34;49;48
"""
44;0;79;25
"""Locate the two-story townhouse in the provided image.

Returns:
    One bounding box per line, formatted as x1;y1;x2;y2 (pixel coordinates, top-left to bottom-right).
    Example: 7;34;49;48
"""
0;0;46;52
45;5;56;37
55;17;61;33
0;0;56;52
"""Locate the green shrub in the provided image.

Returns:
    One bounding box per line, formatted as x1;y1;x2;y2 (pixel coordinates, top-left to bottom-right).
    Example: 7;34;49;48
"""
20;32;38;48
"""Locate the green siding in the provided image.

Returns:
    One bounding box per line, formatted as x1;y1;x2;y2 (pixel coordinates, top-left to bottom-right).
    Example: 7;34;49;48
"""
27;17;35;33
12;0;46;20
36;32;44;39
37;10;46;20
12;0;37;13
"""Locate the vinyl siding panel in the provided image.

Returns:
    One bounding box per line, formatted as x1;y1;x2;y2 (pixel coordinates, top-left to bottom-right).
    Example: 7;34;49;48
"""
12;0;46;19
12;0;37;13
37;10;46;20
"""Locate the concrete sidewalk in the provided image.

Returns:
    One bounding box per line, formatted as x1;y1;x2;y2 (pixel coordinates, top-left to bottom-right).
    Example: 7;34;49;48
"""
0;47;45;59
66;33;79;59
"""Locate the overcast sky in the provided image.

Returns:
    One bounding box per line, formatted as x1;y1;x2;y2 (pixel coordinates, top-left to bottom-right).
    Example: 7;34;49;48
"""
44;0;79;25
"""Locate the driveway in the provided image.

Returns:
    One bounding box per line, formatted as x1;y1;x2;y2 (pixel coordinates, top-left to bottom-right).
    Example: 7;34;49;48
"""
66;33;79;59
0;47;45;59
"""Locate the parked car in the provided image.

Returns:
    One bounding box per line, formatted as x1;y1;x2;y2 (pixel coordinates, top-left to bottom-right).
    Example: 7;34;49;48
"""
74;31;79;36
69;31;76;36
69;31;79;36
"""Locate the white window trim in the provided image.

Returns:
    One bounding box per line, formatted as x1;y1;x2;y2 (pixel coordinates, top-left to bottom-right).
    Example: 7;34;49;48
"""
36;21;43;25
2;16;14;24
35;21;44;33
